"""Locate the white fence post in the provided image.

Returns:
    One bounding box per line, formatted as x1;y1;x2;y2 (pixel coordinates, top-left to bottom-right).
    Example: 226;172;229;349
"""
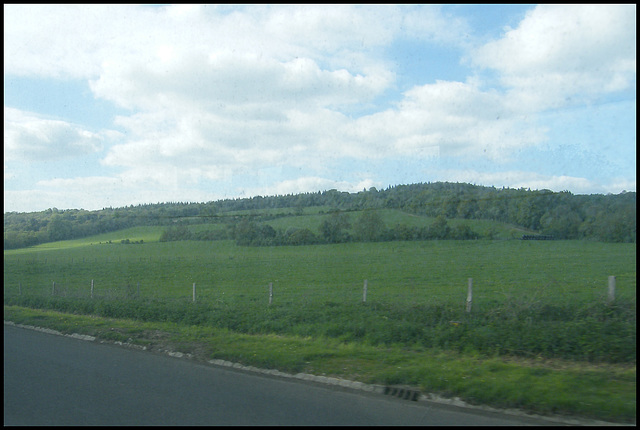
363;279;368;303
466;278;473;312
269;282;273;305
608;276;616;304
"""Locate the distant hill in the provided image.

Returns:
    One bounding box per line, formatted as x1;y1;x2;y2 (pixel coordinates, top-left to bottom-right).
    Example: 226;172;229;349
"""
4;182;636;249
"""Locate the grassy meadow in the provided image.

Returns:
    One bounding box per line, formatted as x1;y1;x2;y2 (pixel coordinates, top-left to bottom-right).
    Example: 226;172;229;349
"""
4;231;635;311
3;216;637;422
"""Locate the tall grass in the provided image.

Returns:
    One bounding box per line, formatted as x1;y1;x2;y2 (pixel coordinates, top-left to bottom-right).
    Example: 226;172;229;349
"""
5;289;635;363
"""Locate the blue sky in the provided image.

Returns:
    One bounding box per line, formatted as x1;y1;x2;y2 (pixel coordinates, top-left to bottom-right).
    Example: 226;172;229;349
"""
4;4;636;213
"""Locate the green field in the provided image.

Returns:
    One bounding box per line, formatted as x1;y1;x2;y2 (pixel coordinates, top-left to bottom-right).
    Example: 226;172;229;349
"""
4;229;635;308
3;224;636;422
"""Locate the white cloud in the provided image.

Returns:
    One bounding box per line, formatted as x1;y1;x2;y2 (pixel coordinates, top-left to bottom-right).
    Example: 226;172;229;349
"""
264;5;398;53
90;52;391;112
20;174;219;210
470;4;636;110
343;79;546;161
5;4;480;183
100;106;349;185
4;107;103;161
36;175;121;189
4;5;150;79
244;176;378;198
434;168;632;195
4;5;405;80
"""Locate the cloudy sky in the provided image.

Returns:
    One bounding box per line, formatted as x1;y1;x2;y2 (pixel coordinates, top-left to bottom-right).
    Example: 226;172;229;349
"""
4;4;636;213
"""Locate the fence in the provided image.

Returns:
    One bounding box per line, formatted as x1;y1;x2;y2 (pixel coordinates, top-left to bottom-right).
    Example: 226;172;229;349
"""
7;275;620;309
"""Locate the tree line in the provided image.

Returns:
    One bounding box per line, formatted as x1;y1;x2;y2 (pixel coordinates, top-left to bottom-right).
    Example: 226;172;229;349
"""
4;182;636;249
159;210;480;246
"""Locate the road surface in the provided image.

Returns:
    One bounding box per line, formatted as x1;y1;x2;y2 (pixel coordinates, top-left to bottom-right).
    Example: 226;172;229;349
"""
4;324;553;426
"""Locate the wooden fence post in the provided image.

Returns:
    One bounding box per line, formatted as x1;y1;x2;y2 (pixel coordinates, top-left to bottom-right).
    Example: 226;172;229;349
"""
52;281;56;296
269;282;273;305
18;282;21;295
193;283;196;302
363;279;368;303
608;276;616;304
466;278;473;312
91;279;94;299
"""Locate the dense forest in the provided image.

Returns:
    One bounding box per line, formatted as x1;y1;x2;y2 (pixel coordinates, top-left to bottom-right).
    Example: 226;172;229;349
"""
4;182;636;249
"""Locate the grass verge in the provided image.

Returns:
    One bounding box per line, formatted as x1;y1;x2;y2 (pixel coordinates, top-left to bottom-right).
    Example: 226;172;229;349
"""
4;305;635;424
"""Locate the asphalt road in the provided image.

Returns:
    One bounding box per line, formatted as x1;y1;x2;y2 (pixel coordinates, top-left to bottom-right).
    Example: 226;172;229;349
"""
4;324;553;426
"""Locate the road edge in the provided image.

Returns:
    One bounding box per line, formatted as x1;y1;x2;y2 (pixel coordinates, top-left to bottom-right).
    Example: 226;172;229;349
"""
4;320;630;426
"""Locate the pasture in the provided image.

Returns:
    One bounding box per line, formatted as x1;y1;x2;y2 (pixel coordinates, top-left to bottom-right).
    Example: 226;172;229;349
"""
4;231;636;362
4;235;636;304
4;228;636;422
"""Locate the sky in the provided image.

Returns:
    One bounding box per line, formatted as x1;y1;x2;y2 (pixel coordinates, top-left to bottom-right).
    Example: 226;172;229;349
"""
3;4;636;213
